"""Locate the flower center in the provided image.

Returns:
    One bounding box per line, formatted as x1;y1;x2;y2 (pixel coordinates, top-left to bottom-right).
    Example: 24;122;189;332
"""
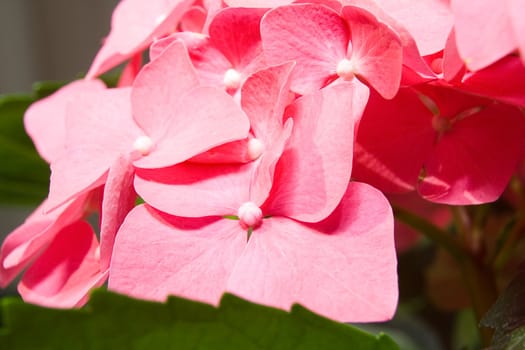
223;68;242;91
237;202;263;230
133;135;154;156
432;115;452;133
336;58;355;80
247;138;264;160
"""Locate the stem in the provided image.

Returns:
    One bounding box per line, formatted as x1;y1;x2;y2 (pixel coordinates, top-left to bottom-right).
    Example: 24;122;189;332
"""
393;205;464;260
493;211;525;270
451;205;469;244
460;257;497;346
394;205;498;346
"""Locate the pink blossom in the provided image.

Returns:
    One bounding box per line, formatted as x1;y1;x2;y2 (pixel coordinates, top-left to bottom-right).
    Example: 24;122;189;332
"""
347;0;453;56
86;0;194;78
17;220;107;308
109;182;397;322
47;40;249;211
107;63;396;322
260;3;403;98
150;7;266;94
0;191;108;308
134;63;368;221
353;86;525;204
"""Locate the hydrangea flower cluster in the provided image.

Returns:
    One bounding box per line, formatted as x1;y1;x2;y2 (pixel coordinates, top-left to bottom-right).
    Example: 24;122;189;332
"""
2;0;525;323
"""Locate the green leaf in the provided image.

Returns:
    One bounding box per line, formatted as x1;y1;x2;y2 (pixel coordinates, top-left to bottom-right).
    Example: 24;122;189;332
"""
0;94;50;205
0;76;124;207
0;290;400;350
481;267;525;349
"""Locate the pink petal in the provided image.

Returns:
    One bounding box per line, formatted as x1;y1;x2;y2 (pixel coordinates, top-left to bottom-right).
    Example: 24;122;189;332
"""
224;0;293;7
227;182;397;322
451;0;515;70
265;81;369;222
343;6;403;99
134;162;253;217
240;63;296;204
99;155;136;270
0;195;89;287
460;56;525;108
509;0;525;65
109;205;246;305
117;54;143;87
133;86;250;169
161;32;232;87
132;40;199;137
179;5;207;33
47;88;139;210
419;103;525;204
208;7;265;70
416;83;488;118
188;138;257;164
370;0;453;56
18;220;106;308
24;80;106;163
241;62;295;141
442;29;466;83
352;88;435;193
86;0;193;78
342;0;436;83
261;4;348;94
249;119;293;206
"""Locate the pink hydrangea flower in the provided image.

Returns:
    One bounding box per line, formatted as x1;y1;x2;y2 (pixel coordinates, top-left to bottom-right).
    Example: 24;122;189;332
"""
150;7;266;95
353;86;525;204
260;3;403;98
0;192;107;308
48;41;249;211
107;62;398;322
109;181;397;322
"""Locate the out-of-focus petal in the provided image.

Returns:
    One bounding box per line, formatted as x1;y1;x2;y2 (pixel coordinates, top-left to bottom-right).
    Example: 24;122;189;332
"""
18;221;105;308
47;88;138;210
24;80;106;163
419;103;525;204
86;0;193;78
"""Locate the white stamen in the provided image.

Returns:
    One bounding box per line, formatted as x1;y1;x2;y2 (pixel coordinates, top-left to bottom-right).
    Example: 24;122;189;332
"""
336;58;355;80
223;68;242;91
237;202;263;229
247;138;265;160
133;135;154;156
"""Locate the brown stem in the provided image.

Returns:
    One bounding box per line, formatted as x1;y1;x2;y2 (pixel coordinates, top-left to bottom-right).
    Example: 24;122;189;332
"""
459;257;498;346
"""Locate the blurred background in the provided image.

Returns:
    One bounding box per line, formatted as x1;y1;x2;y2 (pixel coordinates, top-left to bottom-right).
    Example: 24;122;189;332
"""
0;0;118;94
0;0;118;233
